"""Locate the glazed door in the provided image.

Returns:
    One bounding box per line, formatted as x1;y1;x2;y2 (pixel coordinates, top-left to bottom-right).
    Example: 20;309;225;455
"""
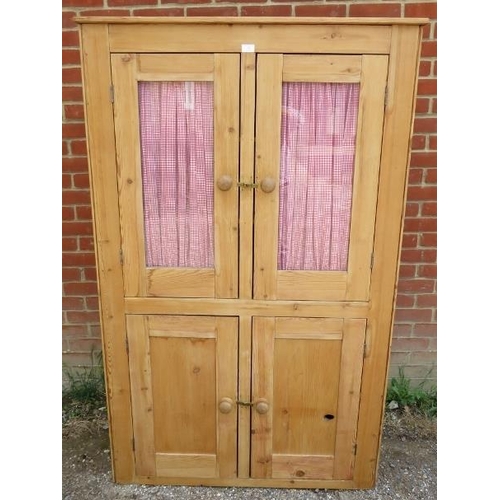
111;54;240;298
254;55;388;301
126;315;238;479
251;317;366;480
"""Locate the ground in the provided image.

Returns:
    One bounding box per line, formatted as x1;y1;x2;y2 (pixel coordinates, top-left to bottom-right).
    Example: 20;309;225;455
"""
62;409;436;500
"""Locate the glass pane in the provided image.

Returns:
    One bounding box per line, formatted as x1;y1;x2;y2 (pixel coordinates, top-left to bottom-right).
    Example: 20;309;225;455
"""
278;82;360;271
138;81;214;268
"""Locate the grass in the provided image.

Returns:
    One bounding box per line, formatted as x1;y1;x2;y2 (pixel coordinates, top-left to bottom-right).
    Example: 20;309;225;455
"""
386;366;437;418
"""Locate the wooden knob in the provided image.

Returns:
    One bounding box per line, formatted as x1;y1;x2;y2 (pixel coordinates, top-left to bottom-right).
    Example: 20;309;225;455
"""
217;175;233;191
260;177;276;193
255;400;269;414
218;398;233;414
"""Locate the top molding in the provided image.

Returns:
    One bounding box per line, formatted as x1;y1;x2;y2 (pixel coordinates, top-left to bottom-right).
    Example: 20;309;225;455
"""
74;16;429;26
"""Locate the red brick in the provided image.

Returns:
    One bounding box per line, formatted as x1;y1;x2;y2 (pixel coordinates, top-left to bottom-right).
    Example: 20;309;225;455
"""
418;265;436;278
295;5;346;16
405;2;437;19
62;173;72;189
429;136;437;150
62;86;83;102
62;30;80;47
63;220;93;237
431;99;437;114
67;338;103;352
421;202;437;216
108;0;156;5
241;5;292;16
62;190;91;205
396;294;415;307
64;104;85;120
85;296;100;310
402;234;418;248
411;135;426;150
406;186;437;201
414;98;429;114
408;168;423;185
133;8;185;15
62;352;98;366
79;237;95;251
349;3;401;17
420;233;437;247
161;0;209;4
421;23;431;40
63;68;82;85
63;123;87;139
63;0;103;6
394;308;433;322
63;141;69;156
421;41;437;57
410;152;437;168
63;297;85;310
187;6;238;16
63;50;80;67
418;60;431;77
67;311;101;323
398;264;416;278
391;337;429;351
70;140;88;156
62;11;77;29
417;78;437;96
392;324;413;336
76;206;93;220
62;325;88;338
62;206;75;221
400;249;436;263
63;252;96;267
397;279;434;293
413;117;436;133
413;323;437;337
62;237;77;251
63;268;81;281
73;173;90;189
81;9;130;16
425;168;437;184
404;217;436;232
432;60;437;77
64;282;99;296
404;202;419;217
84;268;97;281
63;157;88;173
416;294;437;308
214;0;264;3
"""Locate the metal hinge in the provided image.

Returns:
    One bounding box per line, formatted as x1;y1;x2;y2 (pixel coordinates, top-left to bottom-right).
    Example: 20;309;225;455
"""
109;85;115;103
353;443;358;456
119;248;124;266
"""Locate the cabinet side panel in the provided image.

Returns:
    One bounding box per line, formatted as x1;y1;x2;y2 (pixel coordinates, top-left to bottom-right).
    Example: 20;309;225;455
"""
354;25;423;487
79;23;134;482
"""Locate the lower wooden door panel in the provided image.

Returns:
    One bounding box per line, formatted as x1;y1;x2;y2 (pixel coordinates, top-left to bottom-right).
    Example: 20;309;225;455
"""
251;317;366;481
126;315;238;479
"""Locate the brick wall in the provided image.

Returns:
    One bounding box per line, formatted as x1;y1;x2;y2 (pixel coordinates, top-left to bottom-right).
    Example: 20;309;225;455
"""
62;0;437;386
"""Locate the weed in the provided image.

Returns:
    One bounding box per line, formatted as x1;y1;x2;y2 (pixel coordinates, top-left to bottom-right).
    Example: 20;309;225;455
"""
386;367;437;418
63;350;106;421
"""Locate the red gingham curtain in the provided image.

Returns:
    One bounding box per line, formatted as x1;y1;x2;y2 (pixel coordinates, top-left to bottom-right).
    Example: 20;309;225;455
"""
138;82;214;268
278;82;360;271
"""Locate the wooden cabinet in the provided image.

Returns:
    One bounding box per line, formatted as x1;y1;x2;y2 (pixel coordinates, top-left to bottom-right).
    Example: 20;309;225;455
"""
78;16;426;489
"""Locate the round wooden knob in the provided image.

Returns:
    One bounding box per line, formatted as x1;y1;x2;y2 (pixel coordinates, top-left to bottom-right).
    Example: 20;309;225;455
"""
217;175;233;191
255;400;269;414
260;177;276;193
218;398;233;414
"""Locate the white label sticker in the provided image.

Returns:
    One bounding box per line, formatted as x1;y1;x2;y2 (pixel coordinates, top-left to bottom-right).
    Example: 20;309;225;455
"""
241;44;255;53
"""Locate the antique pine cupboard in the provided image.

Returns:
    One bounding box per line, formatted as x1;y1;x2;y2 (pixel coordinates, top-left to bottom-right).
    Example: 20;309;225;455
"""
77;16;426;489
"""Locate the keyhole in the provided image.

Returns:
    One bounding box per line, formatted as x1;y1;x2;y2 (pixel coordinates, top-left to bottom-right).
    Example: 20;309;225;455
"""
324;414;335;421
